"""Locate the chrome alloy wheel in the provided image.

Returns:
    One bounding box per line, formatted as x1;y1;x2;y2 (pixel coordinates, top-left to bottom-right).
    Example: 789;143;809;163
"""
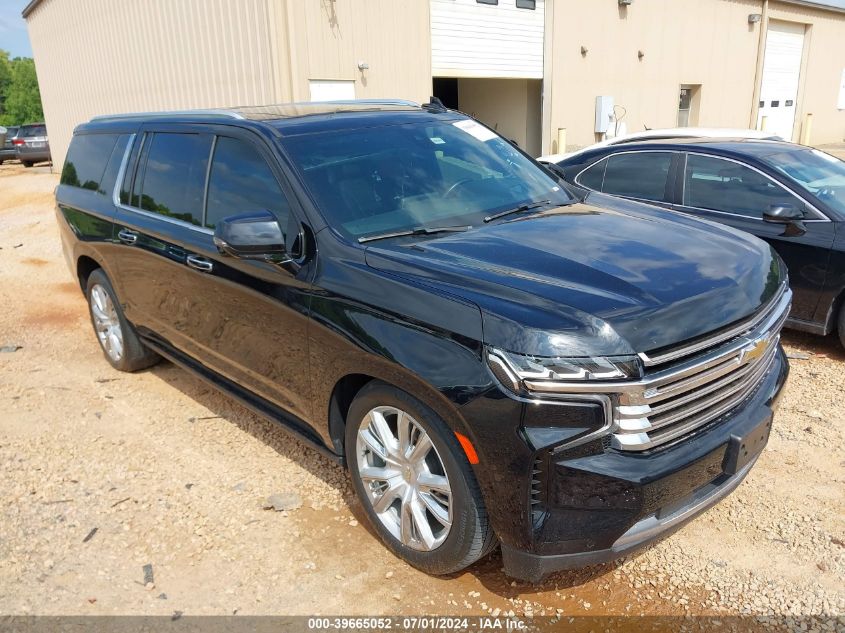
356;406;453;551
90;284;124;362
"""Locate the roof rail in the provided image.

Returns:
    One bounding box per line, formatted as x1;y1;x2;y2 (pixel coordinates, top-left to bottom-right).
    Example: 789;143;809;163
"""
89;109;245;122
261;99;420;108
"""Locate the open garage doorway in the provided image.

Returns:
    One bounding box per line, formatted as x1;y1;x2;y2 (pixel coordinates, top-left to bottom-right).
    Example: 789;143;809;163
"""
433;77;542;157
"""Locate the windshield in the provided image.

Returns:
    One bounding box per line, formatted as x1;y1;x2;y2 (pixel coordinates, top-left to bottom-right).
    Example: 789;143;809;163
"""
764;149;845;216
282;118;571;239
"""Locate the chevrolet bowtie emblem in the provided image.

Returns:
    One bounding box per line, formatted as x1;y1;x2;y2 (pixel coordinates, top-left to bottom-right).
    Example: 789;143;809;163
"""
740;336;770;364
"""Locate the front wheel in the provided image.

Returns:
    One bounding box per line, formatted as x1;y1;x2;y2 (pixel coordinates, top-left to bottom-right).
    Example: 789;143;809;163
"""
345;382;496;575
85;269;160;372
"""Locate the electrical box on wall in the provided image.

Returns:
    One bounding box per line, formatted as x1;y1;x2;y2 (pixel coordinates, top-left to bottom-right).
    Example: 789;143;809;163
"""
595;96;615;134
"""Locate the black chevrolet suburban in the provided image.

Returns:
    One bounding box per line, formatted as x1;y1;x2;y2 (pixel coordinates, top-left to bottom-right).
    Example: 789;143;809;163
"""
56;100;790;582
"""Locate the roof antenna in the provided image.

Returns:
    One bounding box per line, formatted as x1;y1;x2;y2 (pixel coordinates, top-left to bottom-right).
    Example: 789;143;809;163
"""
423;96;447;113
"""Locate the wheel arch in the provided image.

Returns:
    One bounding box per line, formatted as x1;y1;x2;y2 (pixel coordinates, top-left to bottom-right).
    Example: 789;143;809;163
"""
325;363;485;469
76;254;102;292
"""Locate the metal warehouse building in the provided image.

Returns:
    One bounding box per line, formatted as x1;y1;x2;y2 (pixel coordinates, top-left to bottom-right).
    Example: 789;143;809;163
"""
22;0;845;167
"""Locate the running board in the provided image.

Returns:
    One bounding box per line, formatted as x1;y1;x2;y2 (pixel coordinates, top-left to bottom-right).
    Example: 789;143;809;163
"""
140;335;343;465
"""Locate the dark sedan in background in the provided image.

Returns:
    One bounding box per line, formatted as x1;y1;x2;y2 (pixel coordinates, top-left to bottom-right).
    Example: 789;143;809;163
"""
13;122;51;167
547;139;845;348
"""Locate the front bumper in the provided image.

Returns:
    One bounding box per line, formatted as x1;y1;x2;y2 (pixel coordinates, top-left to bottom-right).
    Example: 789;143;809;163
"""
498;347;788;582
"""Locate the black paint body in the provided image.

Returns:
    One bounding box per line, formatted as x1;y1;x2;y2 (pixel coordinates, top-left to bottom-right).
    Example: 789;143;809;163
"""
550;138;845;337
56;107;789;579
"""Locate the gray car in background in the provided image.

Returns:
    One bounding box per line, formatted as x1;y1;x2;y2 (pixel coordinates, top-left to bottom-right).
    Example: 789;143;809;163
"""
0;126;21;164
14;123;51;167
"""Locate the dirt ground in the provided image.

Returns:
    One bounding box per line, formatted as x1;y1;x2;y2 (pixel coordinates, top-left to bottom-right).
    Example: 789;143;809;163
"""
0;161;843;621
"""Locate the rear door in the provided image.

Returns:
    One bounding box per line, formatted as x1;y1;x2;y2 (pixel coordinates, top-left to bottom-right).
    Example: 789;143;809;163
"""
112;125;314;423
575;150;681;209
675;152;835;321
56;132;130;280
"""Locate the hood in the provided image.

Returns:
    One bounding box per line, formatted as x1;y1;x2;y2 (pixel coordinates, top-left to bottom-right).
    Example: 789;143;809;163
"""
363;197;784;357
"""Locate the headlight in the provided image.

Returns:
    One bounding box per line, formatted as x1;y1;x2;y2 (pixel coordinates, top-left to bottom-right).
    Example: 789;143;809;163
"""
487;347;641;394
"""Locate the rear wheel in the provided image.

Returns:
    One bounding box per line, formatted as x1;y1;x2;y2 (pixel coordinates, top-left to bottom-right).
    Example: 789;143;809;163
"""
85;269;160;372
22;161;33;168
838;304;845;349
345;381;496;575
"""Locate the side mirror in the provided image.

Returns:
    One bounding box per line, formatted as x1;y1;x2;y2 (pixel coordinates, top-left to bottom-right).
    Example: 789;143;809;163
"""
213;210;288;263
763;203;804;224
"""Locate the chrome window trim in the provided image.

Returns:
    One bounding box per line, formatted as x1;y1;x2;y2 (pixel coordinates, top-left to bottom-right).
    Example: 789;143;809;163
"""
111;132;214;236
680;151;831;222
573;149;679;205
573;157;606;190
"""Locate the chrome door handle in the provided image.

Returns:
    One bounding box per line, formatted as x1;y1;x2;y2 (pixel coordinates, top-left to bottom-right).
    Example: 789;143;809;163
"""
117;229;138;244
186;254;213;273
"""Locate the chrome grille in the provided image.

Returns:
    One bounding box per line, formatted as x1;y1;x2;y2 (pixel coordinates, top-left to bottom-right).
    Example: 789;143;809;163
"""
612;287;790;451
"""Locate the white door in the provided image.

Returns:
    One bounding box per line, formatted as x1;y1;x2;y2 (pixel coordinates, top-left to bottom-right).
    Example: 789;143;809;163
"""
757;21;805;141
309;80;355;102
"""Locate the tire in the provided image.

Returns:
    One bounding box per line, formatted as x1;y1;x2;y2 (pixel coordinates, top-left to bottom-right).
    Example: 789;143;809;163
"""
22;161;33;168
838;304;845;350
345;381;496;575
85;269;160;372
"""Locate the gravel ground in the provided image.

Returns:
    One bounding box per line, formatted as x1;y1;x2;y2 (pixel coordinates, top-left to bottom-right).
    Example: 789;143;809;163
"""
0;162;843;624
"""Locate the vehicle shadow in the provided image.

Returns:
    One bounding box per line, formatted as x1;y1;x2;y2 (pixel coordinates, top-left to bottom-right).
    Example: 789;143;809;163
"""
457;550;625;596
144;359;625;592
781;329;845;361
146;361;357;505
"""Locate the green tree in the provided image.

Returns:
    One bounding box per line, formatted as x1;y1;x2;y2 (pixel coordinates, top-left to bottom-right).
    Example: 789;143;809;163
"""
0;51;12;114
0;51;44;127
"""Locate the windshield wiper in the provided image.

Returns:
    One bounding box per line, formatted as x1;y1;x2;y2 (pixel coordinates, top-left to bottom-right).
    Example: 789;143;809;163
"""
358;225;471;244
483;200;552;223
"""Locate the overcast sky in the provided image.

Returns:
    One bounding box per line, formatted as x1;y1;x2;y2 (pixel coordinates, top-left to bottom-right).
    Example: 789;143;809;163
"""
0;1;32;58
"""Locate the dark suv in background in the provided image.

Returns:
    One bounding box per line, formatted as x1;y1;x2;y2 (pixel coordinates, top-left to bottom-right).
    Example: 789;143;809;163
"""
55;101;789;582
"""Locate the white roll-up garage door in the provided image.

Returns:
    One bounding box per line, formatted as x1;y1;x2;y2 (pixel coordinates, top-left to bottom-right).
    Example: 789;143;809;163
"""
757;21;805;141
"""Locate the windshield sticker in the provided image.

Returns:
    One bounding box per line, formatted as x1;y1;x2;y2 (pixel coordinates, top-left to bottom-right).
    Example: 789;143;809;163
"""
452;120;498;142
429;137;446;144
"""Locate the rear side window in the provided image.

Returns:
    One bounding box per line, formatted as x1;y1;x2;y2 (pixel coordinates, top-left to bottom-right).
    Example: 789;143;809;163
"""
205;136;290;230
134;133;212;226
601;152;673;202
576;158;607;190
61;133;122;193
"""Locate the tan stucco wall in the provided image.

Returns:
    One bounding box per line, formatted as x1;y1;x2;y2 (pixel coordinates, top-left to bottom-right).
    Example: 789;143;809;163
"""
458;78;542;156
768;1;845;145
25;0;432;167
543;0;845;153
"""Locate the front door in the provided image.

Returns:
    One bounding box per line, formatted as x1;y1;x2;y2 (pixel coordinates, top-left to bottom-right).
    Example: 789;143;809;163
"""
112;126;314;424
676;153;835;323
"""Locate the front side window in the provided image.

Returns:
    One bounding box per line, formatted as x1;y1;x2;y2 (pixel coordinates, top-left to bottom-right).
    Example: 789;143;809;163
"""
601;152;673;202
684;154;803;218
282;118;571;240
61;133;121;193
205;136;290;229
133;133;212;226
764;149;845;217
